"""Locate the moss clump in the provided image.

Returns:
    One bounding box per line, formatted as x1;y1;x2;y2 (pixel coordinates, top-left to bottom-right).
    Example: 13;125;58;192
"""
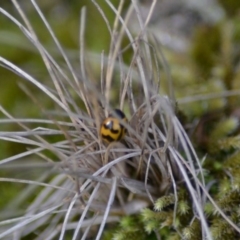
190;25;221;79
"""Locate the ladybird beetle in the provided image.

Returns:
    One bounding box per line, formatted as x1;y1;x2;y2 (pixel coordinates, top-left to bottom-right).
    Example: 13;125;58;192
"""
100;109;127;143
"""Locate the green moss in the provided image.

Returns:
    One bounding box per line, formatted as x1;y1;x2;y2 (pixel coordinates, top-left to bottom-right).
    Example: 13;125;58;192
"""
218;0;240;16
190;25;221;79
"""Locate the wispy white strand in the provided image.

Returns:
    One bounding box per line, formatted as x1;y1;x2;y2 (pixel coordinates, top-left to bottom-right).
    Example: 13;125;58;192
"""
0;204;62;239
169;149;212;240
95;177;117;240
0;58;67;111
59;194;79;240
0;147;44;165
72;183;101;240
0;177;75;194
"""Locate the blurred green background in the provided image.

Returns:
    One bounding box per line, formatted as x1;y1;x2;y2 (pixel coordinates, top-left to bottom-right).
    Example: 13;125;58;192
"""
0;0;240;238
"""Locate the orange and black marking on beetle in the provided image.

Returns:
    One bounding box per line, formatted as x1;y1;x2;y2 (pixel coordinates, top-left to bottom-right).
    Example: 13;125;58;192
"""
100;109;127;143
